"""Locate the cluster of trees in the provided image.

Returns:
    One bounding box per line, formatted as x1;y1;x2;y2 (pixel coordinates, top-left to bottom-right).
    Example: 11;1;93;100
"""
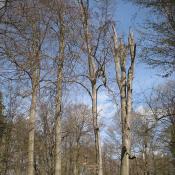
0;0;174;175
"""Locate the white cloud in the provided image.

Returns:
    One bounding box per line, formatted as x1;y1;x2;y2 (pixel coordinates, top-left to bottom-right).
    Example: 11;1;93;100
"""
135;105;145;114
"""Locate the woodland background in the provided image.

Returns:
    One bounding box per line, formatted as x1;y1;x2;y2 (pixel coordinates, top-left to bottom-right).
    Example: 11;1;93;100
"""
0;0;174;175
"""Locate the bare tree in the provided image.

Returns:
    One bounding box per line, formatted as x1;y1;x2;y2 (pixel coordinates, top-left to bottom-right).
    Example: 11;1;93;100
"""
42;1;81;174
61;104;93;175
76;1;112;174
54;2;65;174
146;81;175;173
112;24;136;175
0;1;50;174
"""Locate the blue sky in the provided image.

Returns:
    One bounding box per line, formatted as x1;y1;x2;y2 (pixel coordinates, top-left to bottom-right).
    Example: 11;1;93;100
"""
114;0;167;95
69;0;173;139
1;0;172;138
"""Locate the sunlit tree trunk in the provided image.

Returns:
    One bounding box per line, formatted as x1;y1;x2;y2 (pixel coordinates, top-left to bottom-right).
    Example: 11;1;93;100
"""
28;53;40;175
112;24;136;175
92;83;103;175
79;1;104;174
55;17;65;175
55;63;63;175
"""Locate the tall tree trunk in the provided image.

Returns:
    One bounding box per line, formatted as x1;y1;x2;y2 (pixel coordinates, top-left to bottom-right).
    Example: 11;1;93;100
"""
28;69;39;175
120;56;130;175
27;17;41;175
112;25;136;175
55;64;63;175
55;21;65;175
120;90;130;175
98;129;103;175
79;1;104;174
92;83;103;175
85;10;103;175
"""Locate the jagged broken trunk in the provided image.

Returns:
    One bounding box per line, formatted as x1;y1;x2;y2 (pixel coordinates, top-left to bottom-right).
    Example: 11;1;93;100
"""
112;24;136;175
120;80;131;175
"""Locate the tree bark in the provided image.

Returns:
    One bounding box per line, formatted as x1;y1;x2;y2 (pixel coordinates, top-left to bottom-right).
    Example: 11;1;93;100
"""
79;1;104;174
92;83;103;175
55;20;65;175
28;64;39;175
55;64;63;175
112;25;136;175
120;54;130;175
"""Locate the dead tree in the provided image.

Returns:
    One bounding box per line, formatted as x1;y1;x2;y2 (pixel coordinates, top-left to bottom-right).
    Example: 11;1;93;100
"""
112;24;136;175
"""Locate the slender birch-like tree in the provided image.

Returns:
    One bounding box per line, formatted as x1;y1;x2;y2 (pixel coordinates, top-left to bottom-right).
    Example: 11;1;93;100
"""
47;1;80;174
78;1;110;174
55;5;65;175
